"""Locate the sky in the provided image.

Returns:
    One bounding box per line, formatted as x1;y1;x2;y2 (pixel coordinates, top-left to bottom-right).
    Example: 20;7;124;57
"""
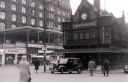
70;0;128;22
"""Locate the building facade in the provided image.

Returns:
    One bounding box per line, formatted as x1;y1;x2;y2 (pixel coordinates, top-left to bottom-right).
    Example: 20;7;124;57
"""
62;0;128;69
0;0;71;65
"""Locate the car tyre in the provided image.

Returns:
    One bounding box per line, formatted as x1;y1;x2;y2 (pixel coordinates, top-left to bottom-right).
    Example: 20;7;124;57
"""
77;68;82;74
60;68;64;74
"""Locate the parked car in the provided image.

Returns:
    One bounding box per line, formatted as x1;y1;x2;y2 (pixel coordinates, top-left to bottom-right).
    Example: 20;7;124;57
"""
51;58;83;74
123;65;128;73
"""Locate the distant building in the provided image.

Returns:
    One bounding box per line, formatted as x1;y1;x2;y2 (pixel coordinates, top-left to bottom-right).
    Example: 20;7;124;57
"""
0;0;71;65
62;0;128;69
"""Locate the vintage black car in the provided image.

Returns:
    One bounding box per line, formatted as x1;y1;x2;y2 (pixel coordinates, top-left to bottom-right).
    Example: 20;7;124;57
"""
51;58;83;74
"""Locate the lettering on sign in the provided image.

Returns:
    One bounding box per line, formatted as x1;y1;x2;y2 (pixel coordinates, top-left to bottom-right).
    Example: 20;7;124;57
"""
73;21;97;29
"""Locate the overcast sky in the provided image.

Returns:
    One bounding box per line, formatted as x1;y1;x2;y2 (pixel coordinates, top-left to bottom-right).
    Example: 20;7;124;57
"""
70;0;128;22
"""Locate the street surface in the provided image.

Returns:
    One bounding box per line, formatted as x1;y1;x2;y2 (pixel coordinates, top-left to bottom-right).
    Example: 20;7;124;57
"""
0;65;128;82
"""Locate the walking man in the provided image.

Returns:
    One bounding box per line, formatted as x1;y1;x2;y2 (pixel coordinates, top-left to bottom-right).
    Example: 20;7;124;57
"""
34;59;40;73
102;58;110;77
88;58;95;76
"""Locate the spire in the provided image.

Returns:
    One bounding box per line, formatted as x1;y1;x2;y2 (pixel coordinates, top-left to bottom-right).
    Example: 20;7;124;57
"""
94;0;100;10
122;10;125;20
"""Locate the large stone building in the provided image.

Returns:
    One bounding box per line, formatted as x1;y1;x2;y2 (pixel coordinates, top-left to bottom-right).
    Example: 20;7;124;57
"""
0;0;71;65
62;0;128;69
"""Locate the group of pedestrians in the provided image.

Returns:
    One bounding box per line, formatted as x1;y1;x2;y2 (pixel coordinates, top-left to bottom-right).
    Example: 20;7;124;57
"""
88;58;110;77
17;55;110;82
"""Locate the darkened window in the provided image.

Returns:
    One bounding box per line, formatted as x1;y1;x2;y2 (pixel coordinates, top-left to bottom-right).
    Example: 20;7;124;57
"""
74;32;78;40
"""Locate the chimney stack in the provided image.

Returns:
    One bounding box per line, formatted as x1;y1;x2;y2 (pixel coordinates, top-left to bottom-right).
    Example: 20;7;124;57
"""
94;0;100;11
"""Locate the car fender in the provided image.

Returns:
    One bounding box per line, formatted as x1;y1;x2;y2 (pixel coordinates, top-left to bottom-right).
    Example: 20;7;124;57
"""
59;65;66;70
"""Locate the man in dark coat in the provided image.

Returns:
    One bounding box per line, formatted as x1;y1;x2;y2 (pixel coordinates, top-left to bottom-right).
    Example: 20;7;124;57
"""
34;60;40;73
102;58;110;77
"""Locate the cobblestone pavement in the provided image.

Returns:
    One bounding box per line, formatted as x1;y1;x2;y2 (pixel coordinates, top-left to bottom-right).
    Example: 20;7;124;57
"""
0;65;128;82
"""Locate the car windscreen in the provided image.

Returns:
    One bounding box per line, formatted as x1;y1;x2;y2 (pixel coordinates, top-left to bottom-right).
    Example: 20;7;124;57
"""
59;59;68;64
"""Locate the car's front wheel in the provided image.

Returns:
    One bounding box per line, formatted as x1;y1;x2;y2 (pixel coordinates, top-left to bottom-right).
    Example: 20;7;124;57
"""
60;68;64;74
77;68;82;74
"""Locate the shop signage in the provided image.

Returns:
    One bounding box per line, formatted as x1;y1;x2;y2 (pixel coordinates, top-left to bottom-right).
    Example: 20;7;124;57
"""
28;44;44;48
73;21;97;29
5;48;26;54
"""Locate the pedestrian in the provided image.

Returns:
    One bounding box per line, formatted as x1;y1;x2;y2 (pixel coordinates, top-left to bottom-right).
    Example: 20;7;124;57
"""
18;55;31;82
88;58;95;76
34;59;40;73
102;58;110;77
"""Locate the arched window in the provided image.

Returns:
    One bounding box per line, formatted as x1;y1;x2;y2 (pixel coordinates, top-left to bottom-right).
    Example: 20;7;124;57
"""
0;1;5;8
31;18;35;25
39;20;43;27
11;4;16;11
0;12;5;19
11;14;16;22
22;16;26;23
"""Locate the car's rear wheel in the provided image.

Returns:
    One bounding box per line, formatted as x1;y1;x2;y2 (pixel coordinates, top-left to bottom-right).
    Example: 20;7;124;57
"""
60;68;64;74
77;68;82;74
51;69;54;74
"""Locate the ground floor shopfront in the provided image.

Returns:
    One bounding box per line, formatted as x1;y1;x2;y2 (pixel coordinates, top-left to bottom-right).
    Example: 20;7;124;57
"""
0;47;63;65
64;48;128;69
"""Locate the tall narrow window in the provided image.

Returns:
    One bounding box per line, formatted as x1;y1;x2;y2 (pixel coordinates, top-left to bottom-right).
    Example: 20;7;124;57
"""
22;0;26;5
22;7;26;13
74;33;78;40
31;18;35;25
85;32;90;39
0;23;5;31
38;3;43;9
0;1;5;8
80;32;84;39
11;4;16;11
30;1;35;7
0;12;5;19
38;12;43;18
11;14;16;22
22;16;26;24
39;20;43;27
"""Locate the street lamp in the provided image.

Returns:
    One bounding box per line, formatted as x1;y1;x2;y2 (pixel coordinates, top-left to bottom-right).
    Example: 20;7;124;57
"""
38;0;60;72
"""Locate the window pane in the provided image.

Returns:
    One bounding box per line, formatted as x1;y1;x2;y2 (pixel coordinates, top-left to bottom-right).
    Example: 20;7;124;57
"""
0;12;5;19
0;1;5;8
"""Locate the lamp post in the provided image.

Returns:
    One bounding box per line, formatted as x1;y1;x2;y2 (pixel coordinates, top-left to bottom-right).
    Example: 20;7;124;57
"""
37;0;59;72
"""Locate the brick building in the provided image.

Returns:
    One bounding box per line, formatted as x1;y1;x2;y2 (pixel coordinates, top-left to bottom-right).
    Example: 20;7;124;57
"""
0;0;71;65
62;0;128;69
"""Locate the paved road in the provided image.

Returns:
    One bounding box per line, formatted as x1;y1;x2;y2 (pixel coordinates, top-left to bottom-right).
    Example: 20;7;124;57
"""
0;65;128;82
